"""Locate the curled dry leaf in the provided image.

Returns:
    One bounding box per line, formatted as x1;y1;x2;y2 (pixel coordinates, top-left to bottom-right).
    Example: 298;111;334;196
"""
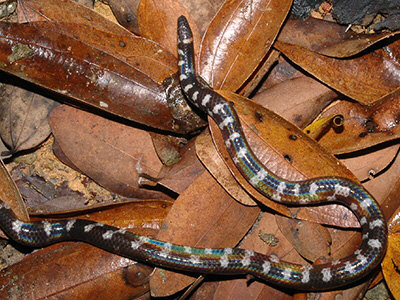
278;16;400;58
0;200;172;299
138;0;201;58
198;0;292;91
150;171;260;296
0;83;58;154
318;93;400;154
48;105;165;199
274;40;400;105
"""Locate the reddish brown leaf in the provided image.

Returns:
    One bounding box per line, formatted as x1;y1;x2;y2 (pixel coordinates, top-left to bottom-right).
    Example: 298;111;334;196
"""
341;144;399;181
0;159;28;221
274;40;400;104
278;16;400;57
177;0;223;36
276;215;332;262
198;0;292;91
382;206;400;299
252;76;338;128
48;105;166;199
19;0;178;84
196;130;257;206
158;139;205;194
201;211;302;299
138;0;201;59
149;171;260;296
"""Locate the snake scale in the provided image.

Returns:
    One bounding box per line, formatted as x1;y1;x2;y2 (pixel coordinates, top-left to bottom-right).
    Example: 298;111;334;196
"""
0;16;387;291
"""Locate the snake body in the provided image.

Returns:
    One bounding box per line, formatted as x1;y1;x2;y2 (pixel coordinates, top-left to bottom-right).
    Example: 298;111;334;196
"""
0;16;387;291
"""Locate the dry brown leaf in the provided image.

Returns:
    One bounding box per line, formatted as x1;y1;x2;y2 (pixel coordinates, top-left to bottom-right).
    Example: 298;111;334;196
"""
19;0;178;83
278;16;400;58
177;0;223;36
252;76;338;128
198;0;292;91
210;90;359;228
49;105;165;199
138;0;201;59
341;144;399;181
0;83;58;154
196;130;257;206
108;0;140;34
275;40;400;105
157;139;205;194
0;159;28;221
382;206;400;299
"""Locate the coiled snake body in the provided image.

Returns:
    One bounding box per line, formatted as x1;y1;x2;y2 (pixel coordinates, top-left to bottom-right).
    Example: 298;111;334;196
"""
0;16;387;291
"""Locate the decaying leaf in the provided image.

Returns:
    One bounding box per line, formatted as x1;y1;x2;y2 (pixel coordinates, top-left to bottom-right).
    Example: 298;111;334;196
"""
0;83;58;154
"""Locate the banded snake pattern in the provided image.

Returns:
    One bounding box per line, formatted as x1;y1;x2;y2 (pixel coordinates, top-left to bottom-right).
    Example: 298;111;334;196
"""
0;16;387;291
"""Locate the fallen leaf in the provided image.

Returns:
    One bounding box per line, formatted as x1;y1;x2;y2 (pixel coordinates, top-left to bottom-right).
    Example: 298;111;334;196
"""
274;40;400;104
199;0;292;91
382;206;400;299
49;105;166;199
252;76;338;128
138;0;201;58
0;83;58;154
210;90;359;228
158;139;205;194
196;130;257;206
317;94;400;154
108;0;140;34
278;16;399;57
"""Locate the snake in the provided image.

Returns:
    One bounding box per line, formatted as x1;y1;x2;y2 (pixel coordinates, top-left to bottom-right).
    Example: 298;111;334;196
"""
0;16;387;291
